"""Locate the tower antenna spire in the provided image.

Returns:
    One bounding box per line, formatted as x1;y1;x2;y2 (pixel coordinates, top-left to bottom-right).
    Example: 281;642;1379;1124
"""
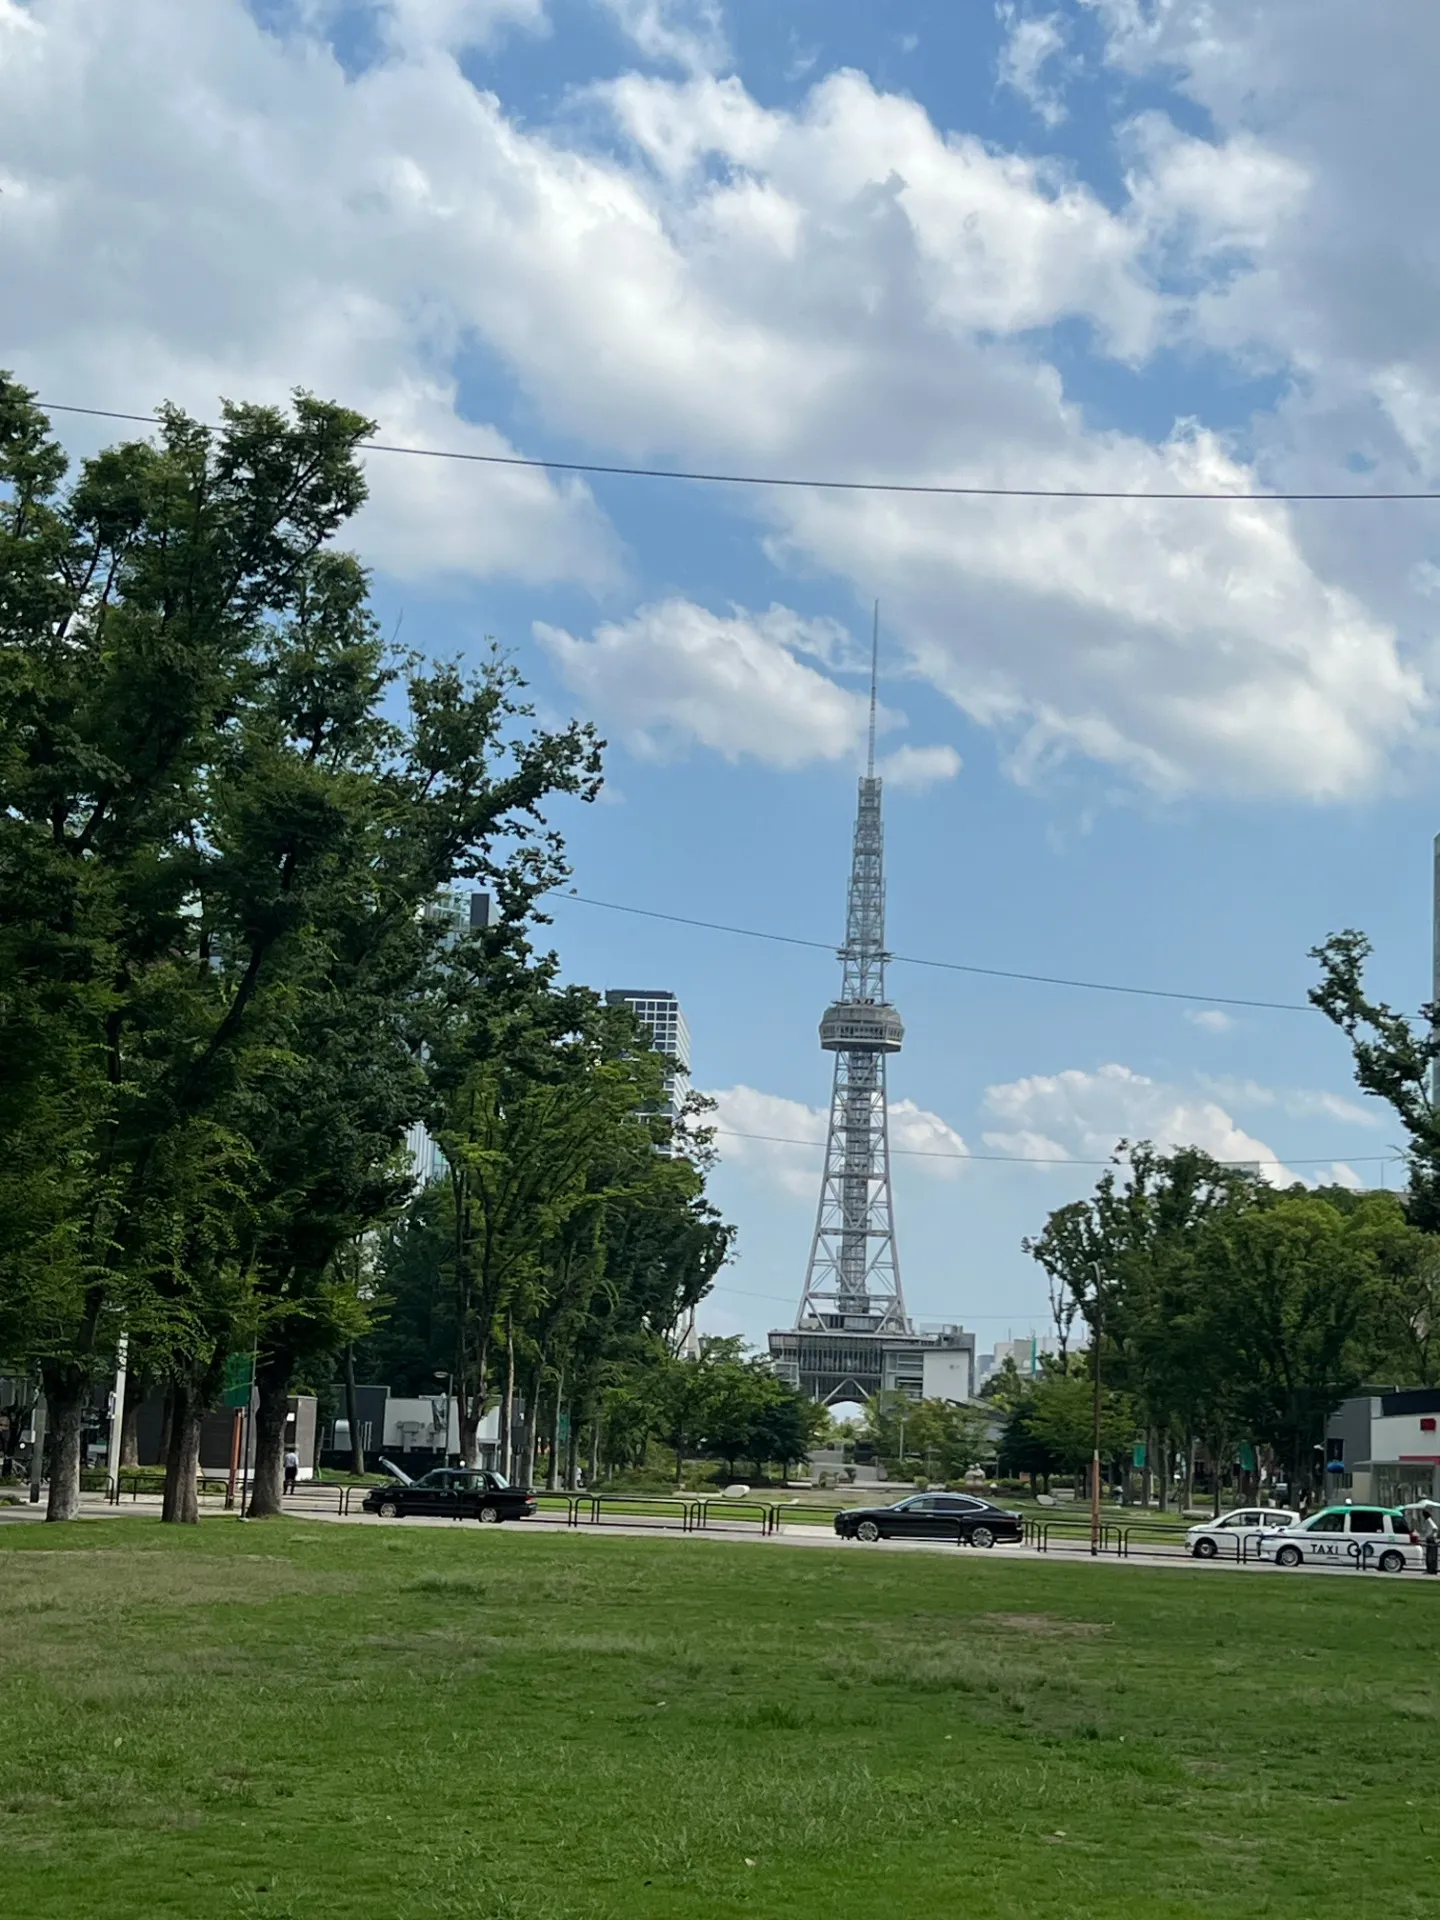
867;600;879;779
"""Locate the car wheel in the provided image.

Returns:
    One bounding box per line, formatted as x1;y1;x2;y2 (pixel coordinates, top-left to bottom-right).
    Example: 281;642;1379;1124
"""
477;1504;502;1524
855;1520;881;1543
377;1499;400;1519
1193;1537;1218;1559
1379;1549;1406;1574
1276;1543;1303;1568
969;1525;996;1550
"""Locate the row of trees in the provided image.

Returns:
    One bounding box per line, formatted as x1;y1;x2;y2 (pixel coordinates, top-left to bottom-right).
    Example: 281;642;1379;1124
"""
1020;1152;1438;1505
0;378;740;1522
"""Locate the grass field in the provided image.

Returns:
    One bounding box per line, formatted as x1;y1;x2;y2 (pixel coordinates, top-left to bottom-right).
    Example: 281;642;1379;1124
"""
3;1520;1436;1919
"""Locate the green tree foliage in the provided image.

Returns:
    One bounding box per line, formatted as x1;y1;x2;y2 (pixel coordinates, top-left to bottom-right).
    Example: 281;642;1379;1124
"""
1020;1142;1426;1504
863;1391;994;1484
0;378;670;1524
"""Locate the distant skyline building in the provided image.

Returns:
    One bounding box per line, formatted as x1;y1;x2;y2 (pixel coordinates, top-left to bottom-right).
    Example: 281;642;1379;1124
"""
605;988;692;1124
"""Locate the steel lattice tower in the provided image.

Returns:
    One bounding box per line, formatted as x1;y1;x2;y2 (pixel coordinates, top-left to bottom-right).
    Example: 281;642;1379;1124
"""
795;607;911;1337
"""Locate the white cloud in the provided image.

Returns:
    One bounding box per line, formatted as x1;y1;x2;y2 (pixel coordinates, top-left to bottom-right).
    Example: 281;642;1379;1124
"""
982;1062;1296;1182
707;1086;828;1199
707;1084;969;1196
878;743;963;791
381;0;549;53
595;0;727;74
888;1099;971;1178
1185;1008;1233;1033
2;1;1434;800
355;382;617;587
535;600;879;768
996;8;1071;128
1196;1077;1383;1129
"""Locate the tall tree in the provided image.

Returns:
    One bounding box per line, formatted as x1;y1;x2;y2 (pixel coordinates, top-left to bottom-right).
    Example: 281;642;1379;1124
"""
0;379;377;1517
1194;1187;1410;1496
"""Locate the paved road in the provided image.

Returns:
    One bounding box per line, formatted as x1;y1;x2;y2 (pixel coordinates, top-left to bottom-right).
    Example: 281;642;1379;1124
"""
5;1492;1434;1582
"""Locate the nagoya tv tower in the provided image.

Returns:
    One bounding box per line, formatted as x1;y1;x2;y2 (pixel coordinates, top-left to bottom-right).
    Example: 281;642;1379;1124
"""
795;606;911;1338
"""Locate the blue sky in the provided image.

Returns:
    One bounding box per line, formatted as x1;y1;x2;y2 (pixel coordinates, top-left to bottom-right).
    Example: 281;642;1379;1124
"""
7;0;1440;1352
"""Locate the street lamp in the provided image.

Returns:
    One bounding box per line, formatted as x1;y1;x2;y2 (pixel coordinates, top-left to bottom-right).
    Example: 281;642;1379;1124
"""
1089;1260;1104;1557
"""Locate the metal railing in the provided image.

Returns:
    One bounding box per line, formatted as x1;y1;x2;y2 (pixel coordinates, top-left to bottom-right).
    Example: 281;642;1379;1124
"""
107;1472;230;1505
1028;1518;1124;1555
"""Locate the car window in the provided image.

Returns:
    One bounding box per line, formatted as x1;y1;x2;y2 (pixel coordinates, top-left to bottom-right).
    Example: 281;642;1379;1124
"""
905;1497;936;1513
1238;1512;1263;1526
413;1470;446;1488
1305;1511;1345;1533
1348;1510;1385;1533
1387;1514;1413;1535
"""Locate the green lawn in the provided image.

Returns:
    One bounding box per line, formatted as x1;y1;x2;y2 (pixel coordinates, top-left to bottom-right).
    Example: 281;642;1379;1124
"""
3;1520;1437;1919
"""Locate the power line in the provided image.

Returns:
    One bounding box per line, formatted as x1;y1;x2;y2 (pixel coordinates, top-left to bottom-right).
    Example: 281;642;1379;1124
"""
556;892;1314;1013
711;1126;1399;1171
36;400;1440;504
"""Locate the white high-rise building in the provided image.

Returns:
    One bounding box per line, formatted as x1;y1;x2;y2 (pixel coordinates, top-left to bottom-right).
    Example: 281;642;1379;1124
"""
405;891;491;1187
606;989;691;1122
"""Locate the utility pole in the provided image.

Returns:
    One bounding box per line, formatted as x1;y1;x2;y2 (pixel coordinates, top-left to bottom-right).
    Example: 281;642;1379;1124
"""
1089;1262;1104;1557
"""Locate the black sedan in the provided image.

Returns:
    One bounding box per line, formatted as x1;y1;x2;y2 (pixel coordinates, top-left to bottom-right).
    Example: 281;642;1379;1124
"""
834;1492;1023;1547
362;1467;536;1523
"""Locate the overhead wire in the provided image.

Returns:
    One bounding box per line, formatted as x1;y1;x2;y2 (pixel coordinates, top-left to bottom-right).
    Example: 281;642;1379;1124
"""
35;400;1440;503
709;1126;1400;1171
554;891;1316;1013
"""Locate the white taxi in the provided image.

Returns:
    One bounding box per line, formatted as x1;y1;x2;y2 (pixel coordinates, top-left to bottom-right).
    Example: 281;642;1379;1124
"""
1254;1504;1417;1572
1186;1506;1299;1560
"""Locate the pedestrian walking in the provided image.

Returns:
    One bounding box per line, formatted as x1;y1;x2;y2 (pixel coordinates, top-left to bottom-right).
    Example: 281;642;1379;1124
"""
284;1446;299;1496
1420;1506;1439;1577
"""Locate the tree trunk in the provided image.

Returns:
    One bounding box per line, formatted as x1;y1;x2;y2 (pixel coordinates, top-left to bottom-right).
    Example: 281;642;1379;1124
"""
517;1359;543;1489
590;1411;602;1487
246;1349;291;1519
1156;1432;1169;1512
161;1380;203;1524
547;1367;564;1493
565;1401;581;1489
1182;1433;1195;1512
1141;1429;1153;1509
499;1322;515;1480
1212;1439;1224;1519
157;1385;175;1470
342;1344;365;1476
459;1331;489;1469
119;1375;144;1467
40;1360;87;1523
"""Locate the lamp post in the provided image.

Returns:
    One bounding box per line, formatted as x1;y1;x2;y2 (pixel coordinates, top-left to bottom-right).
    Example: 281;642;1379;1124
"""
1089;1261;1104;1558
